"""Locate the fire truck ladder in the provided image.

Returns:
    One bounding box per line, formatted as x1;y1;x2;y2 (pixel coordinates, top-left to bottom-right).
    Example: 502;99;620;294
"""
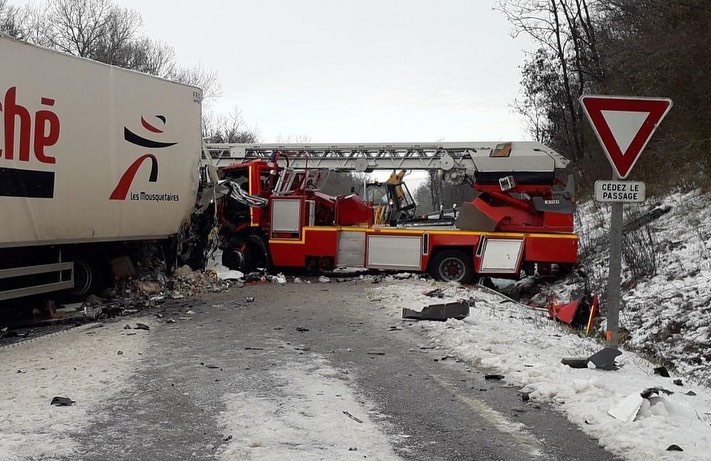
204;141;570;174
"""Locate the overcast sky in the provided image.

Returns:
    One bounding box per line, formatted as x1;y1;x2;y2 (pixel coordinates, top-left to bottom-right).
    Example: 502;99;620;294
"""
12;0;535;144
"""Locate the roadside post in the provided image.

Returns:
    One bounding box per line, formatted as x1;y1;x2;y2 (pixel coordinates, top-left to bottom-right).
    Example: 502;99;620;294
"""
580;95;672;351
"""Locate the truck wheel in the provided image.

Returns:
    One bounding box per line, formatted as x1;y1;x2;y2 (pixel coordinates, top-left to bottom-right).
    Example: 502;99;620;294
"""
429;249;475;284
72;257;106;297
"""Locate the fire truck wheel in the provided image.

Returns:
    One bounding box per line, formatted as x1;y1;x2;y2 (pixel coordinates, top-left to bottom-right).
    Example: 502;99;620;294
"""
429;249;475;284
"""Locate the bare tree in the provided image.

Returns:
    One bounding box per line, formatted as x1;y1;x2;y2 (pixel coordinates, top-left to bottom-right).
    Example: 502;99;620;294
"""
496;0;601;161
168;64;221;101
42;0;120;57
0;0;28;38
203;106;259;144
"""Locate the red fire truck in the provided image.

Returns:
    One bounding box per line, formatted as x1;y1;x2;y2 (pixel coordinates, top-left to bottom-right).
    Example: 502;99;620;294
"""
204;142;578;283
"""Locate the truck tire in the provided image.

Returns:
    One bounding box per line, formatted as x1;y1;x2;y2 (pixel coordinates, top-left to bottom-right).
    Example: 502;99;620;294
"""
429;249;475;284
71;256;107;297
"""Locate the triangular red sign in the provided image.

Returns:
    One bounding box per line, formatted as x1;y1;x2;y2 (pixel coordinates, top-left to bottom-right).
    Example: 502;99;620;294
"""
580;95;672;179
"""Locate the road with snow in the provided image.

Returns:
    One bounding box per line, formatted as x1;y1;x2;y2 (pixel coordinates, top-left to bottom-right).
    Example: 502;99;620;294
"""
0;279;625;461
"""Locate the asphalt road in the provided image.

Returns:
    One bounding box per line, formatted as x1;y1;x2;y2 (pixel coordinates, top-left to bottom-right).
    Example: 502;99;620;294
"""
56;279;620;461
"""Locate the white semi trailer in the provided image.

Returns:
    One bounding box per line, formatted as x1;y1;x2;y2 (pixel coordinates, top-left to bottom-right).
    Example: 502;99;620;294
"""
0;34;205;301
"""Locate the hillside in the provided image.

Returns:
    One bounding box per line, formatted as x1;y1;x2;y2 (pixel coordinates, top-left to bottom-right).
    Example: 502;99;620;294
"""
548;188;711;386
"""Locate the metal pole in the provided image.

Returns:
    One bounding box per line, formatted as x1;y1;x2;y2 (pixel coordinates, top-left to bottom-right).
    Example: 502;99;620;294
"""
606;173;623;348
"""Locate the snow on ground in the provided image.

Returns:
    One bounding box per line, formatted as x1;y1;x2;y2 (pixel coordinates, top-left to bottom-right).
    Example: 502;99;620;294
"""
218;354;402;461
0;319;152;461
571;189;711;385
370;278;711;461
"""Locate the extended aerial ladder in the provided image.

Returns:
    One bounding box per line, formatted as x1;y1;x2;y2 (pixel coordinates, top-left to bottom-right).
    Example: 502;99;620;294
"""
203;141;578;282
205;141;569;173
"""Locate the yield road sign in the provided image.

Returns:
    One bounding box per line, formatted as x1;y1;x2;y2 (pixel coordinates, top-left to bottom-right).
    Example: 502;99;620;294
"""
580;95;672;179
594;180;645;203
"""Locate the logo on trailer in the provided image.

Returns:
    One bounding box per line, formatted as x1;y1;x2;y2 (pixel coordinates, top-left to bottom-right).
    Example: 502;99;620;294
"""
0;86;60;198
110;115;178;201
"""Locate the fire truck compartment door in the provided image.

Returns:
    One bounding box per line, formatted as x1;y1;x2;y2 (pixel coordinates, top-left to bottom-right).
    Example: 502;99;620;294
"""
271;198;302;234
338;231;366;267
367;235;422;270
478;238;524;274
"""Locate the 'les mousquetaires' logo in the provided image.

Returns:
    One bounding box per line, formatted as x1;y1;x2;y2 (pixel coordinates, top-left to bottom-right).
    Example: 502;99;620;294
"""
109;115;178;200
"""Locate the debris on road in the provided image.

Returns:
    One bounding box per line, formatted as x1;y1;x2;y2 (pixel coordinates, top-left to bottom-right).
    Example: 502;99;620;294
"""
424;288;445;298
134;323;150;331
50;396;75;407
296;326;310;332
402;301;470;321
485;374;505;381
342;411;363;424
666;444;683;452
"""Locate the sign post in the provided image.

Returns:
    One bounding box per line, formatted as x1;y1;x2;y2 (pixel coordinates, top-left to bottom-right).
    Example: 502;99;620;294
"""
580;95;672;351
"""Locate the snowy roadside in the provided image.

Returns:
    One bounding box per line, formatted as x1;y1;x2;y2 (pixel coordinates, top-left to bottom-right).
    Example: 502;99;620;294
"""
0;319;152;461
573;189;711;385
217;354;402;461
370;278;711;461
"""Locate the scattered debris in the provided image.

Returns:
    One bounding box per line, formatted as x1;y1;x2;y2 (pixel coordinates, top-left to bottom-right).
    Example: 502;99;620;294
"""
547;292;599;335
223;435;233;442
424;288;445;298
367;350;386;356
343;411;363;424
654;366;671;377
685;391;697;396
640;387;673;399
117;350;123;356
666;444;683;452
50;396;75;407
673;379;683;386
267;273;287;284
134;280;162;296
587;347;622;371
246;297;255;303
200;362;220;369
318;275;331;283
349;447;358;452
608;393;644;423
402;301;470;321
296;326;310;332
111;255;137;279
123;325;132;330
562;347;621;371
134;323;150;331
561;357;589;369
485;374;505;380
609;387;674;423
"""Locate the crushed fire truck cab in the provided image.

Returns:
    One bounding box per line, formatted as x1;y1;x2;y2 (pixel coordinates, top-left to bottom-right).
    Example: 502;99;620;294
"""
205;142;578;283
